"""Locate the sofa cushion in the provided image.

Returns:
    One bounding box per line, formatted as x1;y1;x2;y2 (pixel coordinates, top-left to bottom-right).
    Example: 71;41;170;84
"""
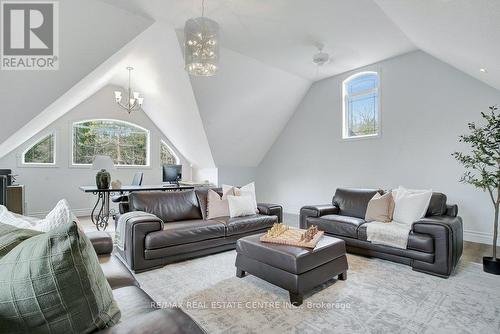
129;190;202;222
112;286;156;322
358;224;434;253
333;188;382;219
306;214;365;238
212;214;276;236
145;219;226;249
426;192;447;216
195;188;223;220
0;222;120;333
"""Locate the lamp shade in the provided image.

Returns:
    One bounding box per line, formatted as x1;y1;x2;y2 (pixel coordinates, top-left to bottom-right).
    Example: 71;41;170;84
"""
92;155;115;171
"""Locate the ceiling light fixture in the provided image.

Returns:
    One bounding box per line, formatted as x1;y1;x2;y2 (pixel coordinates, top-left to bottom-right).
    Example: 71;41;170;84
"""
184;0;219;76
480;68;487;73
114;67;144;114
312;44;330;66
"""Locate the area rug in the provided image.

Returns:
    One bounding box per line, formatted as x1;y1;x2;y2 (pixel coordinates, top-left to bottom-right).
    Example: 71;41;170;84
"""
135;251;500;333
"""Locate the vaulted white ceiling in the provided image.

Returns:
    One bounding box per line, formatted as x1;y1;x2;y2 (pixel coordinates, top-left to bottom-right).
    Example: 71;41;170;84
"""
1;0;499;170
0;0;151;143
374;0;500;91
101;0;416;81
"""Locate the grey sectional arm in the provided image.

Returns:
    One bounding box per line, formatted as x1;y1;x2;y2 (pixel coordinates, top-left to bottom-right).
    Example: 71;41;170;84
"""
86;231;113;256
257;203;283;223
411;214;463;277
118;213;164;272
299;204;339;229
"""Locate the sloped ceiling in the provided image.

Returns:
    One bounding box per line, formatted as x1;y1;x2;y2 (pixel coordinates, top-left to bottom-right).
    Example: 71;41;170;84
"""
100;0;416;81
0;22;216;169
0;0;152;143
190;48;310;166
375;0;500;91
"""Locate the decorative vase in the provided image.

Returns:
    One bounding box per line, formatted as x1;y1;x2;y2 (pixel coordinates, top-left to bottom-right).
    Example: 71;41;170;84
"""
96;169;110;189
111;179;122;189
483;257;500;275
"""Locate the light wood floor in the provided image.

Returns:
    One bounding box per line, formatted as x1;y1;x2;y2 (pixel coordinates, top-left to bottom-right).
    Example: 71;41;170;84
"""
79;215;497;265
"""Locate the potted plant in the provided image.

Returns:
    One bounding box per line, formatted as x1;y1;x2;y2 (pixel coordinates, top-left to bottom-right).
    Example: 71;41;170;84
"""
453;105;500;274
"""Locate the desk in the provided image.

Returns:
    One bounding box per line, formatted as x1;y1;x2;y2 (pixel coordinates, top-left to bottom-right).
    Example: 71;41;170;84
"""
79;185;195;231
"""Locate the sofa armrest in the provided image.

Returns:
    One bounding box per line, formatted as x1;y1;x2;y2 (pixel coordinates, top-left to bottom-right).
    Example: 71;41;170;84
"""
257;203;283;223
411;215;463;277
86;231;113;255
98;308;205;334
299;204;339;229
119;212;164;271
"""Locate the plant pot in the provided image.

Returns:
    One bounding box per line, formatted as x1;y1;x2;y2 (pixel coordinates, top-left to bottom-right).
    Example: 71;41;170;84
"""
483;257;500;275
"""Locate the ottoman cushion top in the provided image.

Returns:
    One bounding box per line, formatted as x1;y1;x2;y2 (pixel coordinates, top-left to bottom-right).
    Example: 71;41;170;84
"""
236;234;346;274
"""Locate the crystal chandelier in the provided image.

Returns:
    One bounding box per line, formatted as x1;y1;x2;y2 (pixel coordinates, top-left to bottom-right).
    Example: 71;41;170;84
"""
184;0;219;76
114;67;144;114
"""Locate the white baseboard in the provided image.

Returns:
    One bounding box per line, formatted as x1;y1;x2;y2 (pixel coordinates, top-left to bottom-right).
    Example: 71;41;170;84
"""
463;230;498;245
27;208;93;218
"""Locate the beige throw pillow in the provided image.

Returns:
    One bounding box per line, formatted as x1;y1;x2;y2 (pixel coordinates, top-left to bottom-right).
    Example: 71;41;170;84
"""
365;192;395;223
207;189;230;219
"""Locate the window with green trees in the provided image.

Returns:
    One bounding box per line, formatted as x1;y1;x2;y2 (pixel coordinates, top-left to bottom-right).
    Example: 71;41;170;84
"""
23;133;56;164
342;72;380;139
72;120;149;166
160;140;179;165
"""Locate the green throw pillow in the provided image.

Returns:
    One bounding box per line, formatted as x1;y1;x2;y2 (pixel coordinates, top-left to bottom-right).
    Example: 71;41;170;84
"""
0;222;42;258
0;222;121;333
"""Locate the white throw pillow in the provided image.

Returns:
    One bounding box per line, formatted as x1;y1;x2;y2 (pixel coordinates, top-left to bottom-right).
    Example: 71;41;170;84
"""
227;195;255;218
34;199;79;232
392;186;432;225
206;189;230;219
222;182;258;213
0;205;35;228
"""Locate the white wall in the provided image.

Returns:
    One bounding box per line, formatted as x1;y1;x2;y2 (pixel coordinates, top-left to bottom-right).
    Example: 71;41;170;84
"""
218;166;257;187
256;51;500;244
0;85;191;217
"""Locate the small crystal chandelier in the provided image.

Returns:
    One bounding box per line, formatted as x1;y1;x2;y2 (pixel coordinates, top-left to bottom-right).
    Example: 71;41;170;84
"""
184;0;219;76
114;67;144;114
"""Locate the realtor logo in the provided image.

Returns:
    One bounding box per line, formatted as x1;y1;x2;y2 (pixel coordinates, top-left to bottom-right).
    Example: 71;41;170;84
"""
1;1;59;70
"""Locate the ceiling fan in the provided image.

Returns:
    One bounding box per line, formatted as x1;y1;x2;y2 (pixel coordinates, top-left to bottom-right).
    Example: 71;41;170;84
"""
312;43;330;66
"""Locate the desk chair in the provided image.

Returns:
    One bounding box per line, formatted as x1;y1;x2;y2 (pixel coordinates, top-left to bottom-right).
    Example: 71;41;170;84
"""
111;172;143;214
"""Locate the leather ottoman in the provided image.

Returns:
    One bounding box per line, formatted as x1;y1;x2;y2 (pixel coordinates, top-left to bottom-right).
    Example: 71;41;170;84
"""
235;234;348;306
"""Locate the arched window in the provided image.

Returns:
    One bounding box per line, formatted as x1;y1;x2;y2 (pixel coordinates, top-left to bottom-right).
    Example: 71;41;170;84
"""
72;119;149;166
342;72;380;139
22;133;56;165
160;140;179;165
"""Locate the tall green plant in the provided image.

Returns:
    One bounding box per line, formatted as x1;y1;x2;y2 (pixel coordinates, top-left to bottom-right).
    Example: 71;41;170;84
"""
452;106;500;259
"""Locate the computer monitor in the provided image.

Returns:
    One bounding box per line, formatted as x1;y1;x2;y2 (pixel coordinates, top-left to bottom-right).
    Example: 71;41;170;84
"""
162;164;182;184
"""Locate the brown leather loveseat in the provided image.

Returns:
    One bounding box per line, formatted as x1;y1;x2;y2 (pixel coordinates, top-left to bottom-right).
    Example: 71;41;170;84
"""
116;188;283;273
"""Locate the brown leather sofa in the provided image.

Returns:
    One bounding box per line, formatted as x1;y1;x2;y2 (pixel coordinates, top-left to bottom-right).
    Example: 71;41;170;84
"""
116;188;283;273
87;232;205;334
300;188;463;278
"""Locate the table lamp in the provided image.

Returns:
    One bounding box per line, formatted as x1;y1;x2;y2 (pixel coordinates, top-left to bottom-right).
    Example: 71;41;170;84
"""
92;155;115;189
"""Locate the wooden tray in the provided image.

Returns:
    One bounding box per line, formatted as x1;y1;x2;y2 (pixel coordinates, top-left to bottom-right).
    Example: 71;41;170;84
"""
260;228;324;248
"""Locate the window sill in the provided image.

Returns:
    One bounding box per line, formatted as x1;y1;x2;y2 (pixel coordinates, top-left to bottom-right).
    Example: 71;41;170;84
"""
341;133;381;142
19;163;59;168
68;164;153;170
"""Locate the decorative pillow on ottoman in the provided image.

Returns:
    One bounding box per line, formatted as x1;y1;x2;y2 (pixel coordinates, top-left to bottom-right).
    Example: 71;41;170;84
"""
0;222;120;333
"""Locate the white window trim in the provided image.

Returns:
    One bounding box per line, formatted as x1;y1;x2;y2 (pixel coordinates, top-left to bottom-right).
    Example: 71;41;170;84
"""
20;131;57;167
342;71;381;141
160;139;180;165
70;118;151;168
